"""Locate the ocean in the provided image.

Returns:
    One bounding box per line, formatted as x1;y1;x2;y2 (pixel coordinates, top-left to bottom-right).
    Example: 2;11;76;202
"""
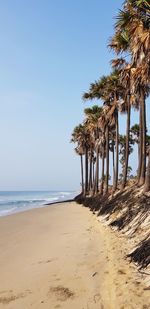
0;191;77;217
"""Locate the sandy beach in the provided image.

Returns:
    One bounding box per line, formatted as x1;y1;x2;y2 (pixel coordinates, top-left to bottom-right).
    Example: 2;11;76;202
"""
0;201;149;309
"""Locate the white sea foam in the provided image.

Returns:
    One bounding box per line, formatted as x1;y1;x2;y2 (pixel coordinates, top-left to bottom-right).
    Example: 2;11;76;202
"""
0;207;18;216
0;191;76;217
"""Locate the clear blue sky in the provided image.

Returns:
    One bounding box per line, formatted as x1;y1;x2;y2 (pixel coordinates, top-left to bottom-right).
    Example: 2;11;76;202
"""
0;0;149;191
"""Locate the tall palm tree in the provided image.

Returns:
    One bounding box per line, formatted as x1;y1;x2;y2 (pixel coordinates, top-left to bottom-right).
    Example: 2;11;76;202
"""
75;147;84;194
72;0;150;195
84;105;103;194
83;73;122;194
81;123;91;195
71;123;92;195
71;124;85;194
105;70;124;191
110;0;150;189
83;77;109;194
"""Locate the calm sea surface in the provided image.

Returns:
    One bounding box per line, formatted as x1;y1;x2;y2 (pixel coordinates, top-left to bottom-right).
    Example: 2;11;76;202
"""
0;191;77;217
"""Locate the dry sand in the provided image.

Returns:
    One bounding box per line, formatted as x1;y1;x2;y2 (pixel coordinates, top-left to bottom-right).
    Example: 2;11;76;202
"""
0;201;149;309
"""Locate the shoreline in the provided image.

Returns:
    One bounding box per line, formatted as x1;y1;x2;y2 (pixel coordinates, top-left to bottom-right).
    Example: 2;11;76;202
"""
45;198;74;206
0;198;75;218
0;201;149;308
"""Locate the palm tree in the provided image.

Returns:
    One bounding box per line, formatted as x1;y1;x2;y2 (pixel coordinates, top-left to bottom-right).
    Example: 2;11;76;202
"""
120;65;132;189
72;0;150;195
81;123;91;195
75;147;84;194
83;73;122;194
109;128;116;190
71;124;85;194
84;105;103;194
119;134;134;185
106;70;123;191
110;0;150;189
83;78;109;194
131;124;150;178
71;123;92;195
130;124;140;170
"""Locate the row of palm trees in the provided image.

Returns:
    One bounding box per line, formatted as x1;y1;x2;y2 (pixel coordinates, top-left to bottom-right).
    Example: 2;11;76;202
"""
71;0;150;196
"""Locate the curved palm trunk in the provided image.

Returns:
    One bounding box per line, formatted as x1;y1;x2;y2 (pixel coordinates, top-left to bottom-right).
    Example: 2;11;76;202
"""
80;154;84;194
121;98;131;189
113;110;119;191
105;125;109;194
143;147;150;193
138;89;146;186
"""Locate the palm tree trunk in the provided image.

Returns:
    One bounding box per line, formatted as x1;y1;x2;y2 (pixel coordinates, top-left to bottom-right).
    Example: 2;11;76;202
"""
121;98;131;189
95;147;99;194
114;110;119;191
112;141;115;190
143;147;150;193
80;154;84;194
93;147;98;195
85;147;89;195
89;151;93;192
137;106;143;182
100;144;105;195
92;160;95;185
105;125;109;194
138;89;146;186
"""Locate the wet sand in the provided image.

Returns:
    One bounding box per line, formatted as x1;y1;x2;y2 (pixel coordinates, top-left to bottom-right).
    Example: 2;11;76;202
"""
0;201;149;309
